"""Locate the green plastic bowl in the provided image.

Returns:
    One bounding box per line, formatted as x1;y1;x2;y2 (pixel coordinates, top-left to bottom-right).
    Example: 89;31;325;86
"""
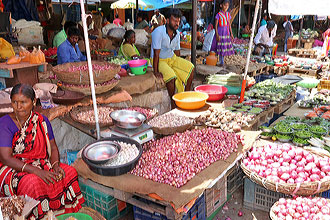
224;85;241;95
130;65;147;75
296;78;320;89
56;213;93;220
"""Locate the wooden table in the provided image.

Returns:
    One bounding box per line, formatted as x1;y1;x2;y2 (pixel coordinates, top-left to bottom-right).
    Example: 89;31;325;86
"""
180;48;207;58
0;62;47;87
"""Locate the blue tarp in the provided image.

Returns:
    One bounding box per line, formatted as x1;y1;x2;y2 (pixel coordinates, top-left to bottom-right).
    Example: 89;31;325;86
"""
136;0;190;11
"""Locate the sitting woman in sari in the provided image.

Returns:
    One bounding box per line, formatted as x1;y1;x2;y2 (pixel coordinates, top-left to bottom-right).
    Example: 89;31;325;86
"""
118;30;142;60
0;84;84;219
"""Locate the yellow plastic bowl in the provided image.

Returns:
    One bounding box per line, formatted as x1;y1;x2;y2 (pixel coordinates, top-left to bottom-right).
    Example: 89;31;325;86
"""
172;91;209;110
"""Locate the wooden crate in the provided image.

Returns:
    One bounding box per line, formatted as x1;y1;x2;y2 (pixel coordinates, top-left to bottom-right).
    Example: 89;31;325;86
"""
274;66;288;76
246;65;272;77
274;91;296;114
244;106;275;131
288;67;319;76
205;176;227;218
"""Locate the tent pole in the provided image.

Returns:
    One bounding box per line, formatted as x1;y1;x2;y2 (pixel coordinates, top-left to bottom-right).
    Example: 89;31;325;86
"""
135;0;138;25
79;0;101;139
298;17;304;48
238;0;241;37
191;0;197;67
239;0;260;103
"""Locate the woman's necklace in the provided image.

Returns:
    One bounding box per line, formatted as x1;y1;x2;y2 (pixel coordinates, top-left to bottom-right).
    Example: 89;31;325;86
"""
15;112;32;130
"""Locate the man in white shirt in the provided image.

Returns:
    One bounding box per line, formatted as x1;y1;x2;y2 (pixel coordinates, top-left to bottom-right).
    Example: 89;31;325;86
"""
253;20;277;56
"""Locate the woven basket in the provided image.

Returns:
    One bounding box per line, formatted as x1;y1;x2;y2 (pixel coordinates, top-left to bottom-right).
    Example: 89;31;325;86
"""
78;207;106;220
53;61;120;85
269;199;330;220
149;123;193;136
241;147;330;196
59;79;119;95
70;105;116;128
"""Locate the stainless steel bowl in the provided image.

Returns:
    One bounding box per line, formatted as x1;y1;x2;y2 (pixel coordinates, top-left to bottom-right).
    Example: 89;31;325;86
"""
83;140;121;164
110;110;146;129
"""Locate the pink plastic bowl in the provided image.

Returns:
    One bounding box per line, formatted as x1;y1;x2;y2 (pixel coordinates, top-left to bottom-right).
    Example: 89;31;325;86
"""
128;59;148;68
194;84;228;101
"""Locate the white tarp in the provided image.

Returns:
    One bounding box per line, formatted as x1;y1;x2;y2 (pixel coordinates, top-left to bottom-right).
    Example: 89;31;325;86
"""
52;0;100;3
269;0;330;16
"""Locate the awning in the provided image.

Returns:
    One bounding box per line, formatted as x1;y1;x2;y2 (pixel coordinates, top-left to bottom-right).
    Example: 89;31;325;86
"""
52;0;100;3
269;0;330;16
110;0;190;11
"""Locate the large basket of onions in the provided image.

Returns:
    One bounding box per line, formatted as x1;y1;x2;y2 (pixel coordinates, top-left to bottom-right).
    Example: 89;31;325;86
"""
53;61;121;85
59;78;119;95
270;197;330;220
241;143;330;196
70;106;116;128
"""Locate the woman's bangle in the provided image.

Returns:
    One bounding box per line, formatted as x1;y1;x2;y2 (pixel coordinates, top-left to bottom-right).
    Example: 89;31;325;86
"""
51;161;59;168
21;163;27;172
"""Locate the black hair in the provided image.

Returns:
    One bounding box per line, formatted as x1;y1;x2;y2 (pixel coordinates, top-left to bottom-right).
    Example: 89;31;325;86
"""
115;14;119;18
124;29;135;41
242;23;247;27
267;20;276;29
10;84;35;101
221;0;230;4
68;27;81;37
64;21;77;32
137;12;144;19
165;8;182;19
262;13;268;19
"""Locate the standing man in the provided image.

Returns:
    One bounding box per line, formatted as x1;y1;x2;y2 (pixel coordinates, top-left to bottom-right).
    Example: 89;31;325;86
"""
151;8;194;109
151;9;166;31
284;18;294;52
135;13;150;32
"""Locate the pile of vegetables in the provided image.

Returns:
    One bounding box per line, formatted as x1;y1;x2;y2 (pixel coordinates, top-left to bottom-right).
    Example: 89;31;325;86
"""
232;38;248;45
207;72;243;88
272;197;330;219
43;47;57;58
242;143;330;184
101;141;139;167
147;113;192;129
299;90;330;108
306;105;330;120
131;128;243;187
108;57;127;65
245;80;294;103
196;107;254;132
68;63;119;72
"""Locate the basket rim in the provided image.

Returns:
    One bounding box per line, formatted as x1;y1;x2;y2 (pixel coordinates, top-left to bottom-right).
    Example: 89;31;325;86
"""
241;145;330;196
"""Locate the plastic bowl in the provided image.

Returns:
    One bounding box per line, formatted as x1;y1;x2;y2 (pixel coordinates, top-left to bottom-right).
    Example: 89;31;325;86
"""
128;59;148;67
57;213;93;220
194;84;228;101
130;65;147;75
172;91;209;110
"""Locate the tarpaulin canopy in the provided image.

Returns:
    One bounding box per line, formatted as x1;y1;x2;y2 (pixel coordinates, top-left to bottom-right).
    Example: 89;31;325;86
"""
111;0;190;11
269;0;330;16
52;0;100;4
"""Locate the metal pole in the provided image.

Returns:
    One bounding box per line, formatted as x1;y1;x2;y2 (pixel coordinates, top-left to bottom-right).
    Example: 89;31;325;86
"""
238;0;241;37
191;0;197;66
135;0;139;25
79;0;101;139
239;0;260;103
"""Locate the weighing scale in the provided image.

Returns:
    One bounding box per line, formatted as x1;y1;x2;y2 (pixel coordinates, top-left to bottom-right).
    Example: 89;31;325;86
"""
100;123;154;144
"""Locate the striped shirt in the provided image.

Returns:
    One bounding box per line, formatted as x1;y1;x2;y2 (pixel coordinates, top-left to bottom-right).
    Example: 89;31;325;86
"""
216;11;231;27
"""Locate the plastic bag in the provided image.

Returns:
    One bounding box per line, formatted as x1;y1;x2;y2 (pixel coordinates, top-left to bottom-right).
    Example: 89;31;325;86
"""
37;46;45;63
6;55;21;65
0;37;15;59
29;47;40;64
19;46;31;62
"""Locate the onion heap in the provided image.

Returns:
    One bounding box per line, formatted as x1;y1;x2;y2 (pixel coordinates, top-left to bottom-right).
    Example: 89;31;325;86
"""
242;143;330;184
131;128;243;188
101;142;139;167
68;63;118;72
272;197;330;220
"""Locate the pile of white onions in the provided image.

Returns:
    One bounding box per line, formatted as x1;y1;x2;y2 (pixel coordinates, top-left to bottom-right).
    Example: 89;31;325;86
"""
131;128;243;188
242;143;330;184
272;197;330;220
101;142;139;167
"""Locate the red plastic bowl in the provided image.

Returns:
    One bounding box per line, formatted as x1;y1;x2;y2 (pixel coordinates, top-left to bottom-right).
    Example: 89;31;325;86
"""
194;84;228;101
128;59;148;68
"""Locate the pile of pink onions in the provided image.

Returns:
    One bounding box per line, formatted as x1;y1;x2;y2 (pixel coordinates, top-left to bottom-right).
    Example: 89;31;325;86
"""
131;128;243;188
242;143;330;184
272;197;330;220
68;63;118;72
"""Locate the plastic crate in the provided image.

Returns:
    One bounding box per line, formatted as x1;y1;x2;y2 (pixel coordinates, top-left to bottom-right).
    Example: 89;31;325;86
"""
66;150;79;165
133;193;205;220
243;178;290;212
226;165;244;195
205;176;227;218
322;189;330;198
79;182;129;220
